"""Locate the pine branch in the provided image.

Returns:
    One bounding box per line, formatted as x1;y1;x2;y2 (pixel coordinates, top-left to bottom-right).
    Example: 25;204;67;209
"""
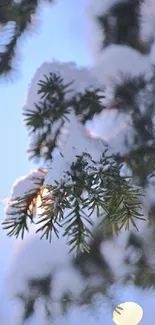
71;88;105;123
0;0;54;75
3;168;47;238
114;76;146;107
135;263;155;289
113;75;154;143
24;72;74;160
116;144;155;187
113;72;155;186
3;152;144;253
24;73;73;131
24;72;105;162
97;0;151;54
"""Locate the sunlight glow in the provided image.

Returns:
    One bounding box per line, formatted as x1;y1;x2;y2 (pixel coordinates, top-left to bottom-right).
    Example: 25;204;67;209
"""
36;187;51;215
113;302;143;325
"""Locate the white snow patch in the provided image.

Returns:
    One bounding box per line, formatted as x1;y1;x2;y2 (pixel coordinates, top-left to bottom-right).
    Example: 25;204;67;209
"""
24;61;100;115
85;0;122;61
140;0;155;44
91;45;152;88
85;108;136;155
5;169;47;219
45;111;105;185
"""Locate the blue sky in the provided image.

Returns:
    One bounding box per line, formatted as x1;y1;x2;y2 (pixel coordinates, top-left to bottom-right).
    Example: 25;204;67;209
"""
0;0;91;219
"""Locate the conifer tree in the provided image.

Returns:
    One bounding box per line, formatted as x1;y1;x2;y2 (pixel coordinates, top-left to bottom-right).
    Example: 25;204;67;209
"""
0;0;54;76
2;0;155;324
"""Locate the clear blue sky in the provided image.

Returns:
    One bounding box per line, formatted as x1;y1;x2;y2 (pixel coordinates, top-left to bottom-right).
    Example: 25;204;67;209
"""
0;0;91;219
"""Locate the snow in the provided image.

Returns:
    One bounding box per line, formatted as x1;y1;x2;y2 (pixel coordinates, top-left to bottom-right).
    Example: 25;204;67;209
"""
24;61;100;115
45;111;105;185
13;0;23;3
1;220;155;325
27;120;63;162
100;235;136;280
5;169;47;219
24;60;101;158
141;179;155;216
139;0;155;44
2;0;155;324
85;0;121;61
5;232;72;296
85;0;155;62
0;21;16;55
8;170;46;200
91;44;152;108
85;107;136;155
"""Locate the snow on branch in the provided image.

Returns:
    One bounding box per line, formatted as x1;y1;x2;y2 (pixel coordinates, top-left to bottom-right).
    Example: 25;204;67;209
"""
85;0;155;61
139;0;155;45
0;0;44;75
23;60;105;162
3;168;47;238
3;145;144;254
23;60;101;116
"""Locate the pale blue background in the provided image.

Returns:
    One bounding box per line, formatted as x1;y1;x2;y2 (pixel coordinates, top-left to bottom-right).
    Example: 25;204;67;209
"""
0;0;91;218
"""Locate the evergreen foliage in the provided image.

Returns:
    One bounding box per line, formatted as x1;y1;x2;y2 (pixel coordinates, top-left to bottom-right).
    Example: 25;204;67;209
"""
97;0;153;53
4;63;155;253
24;72;105;161
3;1;155;312
0;0;53;76
3;66;148;253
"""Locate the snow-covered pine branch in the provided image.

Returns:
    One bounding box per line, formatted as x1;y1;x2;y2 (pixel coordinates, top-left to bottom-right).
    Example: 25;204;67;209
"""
3;169;47;237
85;0;155;61
2;1;155;324
23;60;104;162
3;56;146;251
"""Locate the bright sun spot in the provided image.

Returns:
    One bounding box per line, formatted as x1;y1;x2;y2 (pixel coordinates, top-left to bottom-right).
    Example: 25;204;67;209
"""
36;187;51;215
113;302;143;325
